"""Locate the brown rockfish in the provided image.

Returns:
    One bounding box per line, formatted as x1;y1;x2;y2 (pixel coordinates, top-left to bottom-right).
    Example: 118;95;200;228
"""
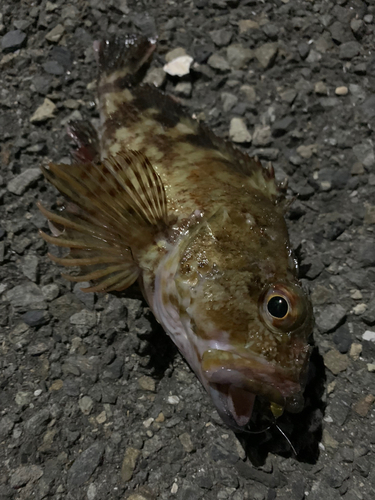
38;36;314;431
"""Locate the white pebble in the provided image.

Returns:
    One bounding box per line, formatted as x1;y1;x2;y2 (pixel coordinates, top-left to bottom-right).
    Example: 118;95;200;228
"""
167;395;180;405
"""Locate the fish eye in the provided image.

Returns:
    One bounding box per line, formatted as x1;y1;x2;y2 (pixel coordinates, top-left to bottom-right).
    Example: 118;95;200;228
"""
259;282;309;333
267;295;289;319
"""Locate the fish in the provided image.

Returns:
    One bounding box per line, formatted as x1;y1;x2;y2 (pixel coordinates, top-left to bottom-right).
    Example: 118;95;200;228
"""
38;35;314;432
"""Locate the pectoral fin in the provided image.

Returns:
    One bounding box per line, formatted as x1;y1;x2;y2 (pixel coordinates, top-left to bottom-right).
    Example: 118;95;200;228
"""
39;150;168;293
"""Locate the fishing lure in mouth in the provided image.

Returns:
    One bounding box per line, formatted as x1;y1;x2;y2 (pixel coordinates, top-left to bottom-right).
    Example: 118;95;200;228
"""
38;35;314;432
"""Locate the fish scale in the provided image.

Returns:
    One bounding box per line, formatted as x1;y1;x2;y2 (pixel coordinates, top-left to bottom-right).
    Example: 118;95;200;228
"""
39;35;314;432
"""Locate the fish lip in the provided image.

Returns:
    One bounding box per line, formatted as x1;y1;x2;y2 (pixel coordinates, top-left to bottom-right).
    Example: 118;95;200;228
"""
201;348;310;410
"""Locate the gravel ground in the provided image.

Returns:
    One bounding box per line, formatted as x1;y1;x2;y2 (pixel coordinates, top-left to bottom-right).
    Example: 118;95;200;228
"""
1;0;375;499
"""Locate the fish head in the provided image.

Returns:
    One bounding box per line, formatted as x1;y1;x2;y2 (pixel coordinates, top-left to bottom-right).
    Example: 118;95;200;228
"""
173;205;314;430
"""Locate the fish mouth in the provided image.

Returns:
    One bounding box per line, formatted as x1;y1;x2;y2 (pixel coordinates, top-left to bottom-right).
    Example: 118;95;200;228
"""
202;348;309;429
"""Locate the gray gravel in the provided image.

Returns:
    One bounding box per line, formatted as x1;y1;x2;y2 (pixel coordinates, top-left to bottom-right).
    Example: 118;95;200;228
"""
1;0;375;499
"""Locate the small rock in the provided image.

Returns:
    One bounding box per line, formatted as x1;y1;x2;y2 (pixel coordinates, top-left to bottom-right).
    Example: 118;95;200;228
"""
367;364;375;372
30;98;57;123
333;324;352;354
316;304;347;333
96;411;106;424
298;42;310;60
349;343;362;360
352;395;375;417
163;56;193;77
45;24;65;43
210;29;233;47
120;447;141;483
138;376;156;392
4;282;47;311
363;330;375;342
1;29;27;52
143;67;166;87
240;84;256;102
306;50;322;64
7;168;42;195
351;18;364;36
43;60;64;75
221;92;238;113
362;300;375;325
352;141;374;168
0;416;15;438
252;125;272;147
174;81;192;97
262;23;279;40
353;303;367;315
323;349;349;375
335;86;348;96
229;117;251;144
165;47;187;62
70;309;97;329
314;81;328;95
167;395;180;405
272;116;296;137
49;379;64;391
339;41;361;60
329;21;354;44
142;435;163;458
254;42;278;69
21;254;39;282
297;144;317;159
357;241;375;267
25;408;50;435
67;442;105;488
10;465;43;489
22;310;49;327
238;19;259;34
279;88;297;104
41;283;59;301
79;395;94;415
15;391;32;407
207;53;230;71
226;44;253;69
179;432;195;453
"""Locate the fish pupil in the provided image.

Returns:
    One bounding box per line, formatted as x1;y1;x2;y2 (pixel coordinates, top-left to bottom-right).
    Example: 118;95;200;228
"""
267;296;288;318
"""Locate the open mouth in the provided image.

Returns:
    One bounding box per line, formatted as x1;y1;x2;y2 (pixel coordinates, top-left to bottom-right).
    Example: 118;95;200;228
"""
202;348;308;429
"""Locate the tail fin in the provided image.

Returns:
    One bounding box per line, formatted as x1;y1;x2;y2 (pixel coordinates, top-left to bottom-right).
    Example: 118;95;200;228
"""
95;35;156;88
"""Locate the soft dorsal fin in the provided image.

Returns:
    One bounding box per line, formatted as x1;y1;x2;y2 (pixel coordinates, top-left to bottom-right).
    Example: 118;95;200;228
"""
38;150;168;293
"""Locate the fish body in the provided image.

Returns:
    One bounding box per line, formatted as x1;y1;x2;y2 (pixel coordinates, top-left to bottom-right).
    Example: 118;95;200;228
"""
39;36;314;431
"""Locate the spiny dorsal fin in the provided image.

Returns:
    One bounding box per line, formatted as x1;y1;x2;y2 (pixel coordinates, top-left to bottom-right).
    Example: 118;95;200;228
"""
38;150;168;293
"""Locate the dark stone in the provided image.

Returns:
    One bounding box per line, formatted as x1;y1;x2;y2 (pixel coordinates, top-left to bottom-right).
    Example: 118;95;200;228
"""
333;324;352;353
22;310;49;327
315;304;347;333
1;30;27;52
24;409;50;436
357;241;375;267
102;357;124;380
362;299;375;325
67;441;105;488
339;41;361;59
210;29;233;47
329;21;354;44
272;116;296;137
50;46;73;70
42;60;65;75
262;23;279;40
298;42;310;60
360;95;375;120
193;43;214;63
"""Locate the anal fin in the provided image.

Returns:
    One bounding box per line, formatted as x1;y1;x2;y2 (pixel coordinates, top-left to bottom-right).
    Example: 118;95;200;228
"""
39;150;168;293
